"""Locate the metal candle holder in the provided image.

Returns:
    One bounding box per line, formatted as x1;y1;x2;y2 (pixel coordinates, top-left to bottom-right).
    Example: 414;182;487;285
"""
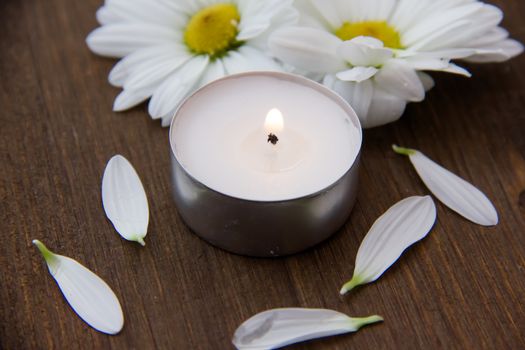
169;72;362;257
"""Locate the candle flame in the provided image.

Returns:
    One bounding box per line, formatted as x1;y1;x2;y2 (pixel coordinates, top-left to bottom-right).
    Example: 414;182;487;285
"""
264;108;284;135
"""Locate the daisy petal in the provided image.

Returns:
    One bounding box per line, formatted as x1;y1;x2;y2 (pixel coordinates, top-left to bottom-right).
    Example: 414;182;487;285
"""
113;88;152;111
434;4;505;49
309;0;342;28
467;27;509;48
33;240;124;335
388;0;429;33
124;53;192;90
404;58;471;77
157;0;200;16
108;45;182;87
324;75;373;124
404;57;450;71
237;0;299;49
393;146;498;226
365;0;397;21
86;23;179;58
96;6;120;25
161;114;175;128
102;155;149;245
97;0;184;27
198;59;226;87
374;60;425;102
340;196;436;294
222;46;282;75
293;0;331;29
365;88;407;128
401;3;484;48
417;72;435;92
336;67;378;82
160;61;228;127
269;27;346;73
441;63;472;77
396;48;475;60
148;55;209;119
466;39;524;63
232;308;383;349
238;22;271;42
405;20;471;52
237;1;271;40
338;37;393;67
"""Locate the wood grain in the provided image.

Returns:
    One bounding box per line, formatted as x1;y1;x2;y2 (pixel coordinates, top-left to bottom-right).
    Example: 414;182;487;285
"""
1;0;524;349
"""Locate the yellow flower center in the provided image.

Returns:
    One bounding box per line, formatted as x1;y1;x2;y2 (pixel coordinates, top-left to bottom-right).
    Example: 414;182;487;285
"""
184;3;242;58
335;21;402;49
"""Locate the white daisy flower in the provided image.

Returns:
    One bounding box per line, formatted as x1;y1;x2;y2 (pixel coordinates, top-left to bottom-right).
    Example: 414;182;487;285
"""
87;0;298;126
269;0;523;128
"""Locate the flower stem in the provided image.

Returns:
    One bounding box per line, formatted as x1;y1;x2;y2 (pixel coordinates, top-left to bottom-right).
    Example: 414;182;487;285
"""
339;275;363;295
392;144;417;156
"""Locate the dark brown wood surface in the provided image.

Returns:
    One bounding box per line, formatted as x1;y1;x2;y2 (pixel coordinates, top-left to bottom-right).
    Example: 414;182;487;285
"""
1;0;524;349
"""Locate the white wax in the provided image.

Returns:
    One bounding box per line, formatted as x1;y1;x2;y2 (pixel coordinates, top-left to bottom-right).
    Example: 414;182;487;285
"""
171;74;361;201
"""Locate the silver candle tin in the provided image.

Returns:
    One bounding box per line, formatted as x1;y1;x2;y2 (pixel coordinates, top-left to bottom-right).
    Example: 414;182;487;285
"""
169;72;362;257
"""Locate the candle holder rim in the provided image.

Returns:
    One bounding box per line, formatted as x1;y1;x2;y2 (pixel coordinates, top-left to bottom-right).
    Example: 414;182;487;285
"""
169;71;363;204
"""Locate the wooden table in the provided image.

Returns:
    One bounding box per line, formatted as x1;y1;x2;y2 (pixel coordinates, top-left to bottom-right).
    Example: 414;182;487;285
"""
1;0;524;348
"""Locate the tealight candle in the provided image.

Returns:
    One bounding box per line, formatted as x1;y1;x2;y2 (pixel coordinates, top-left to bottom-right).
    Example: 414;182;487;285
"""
170;72;362;257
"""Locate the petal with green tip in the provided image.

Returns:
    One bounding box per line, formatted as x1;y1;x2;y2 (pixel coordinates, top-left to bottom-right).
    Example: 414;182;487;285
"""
232;308;382;349
102;155;149;245
392;144;417;156
341;196;436;295
33;240;124;335
394;146;498;226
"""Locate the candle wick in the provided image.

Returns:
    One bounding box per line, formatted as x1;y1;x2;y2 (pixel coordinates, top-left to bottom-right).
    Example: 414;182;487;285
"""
267;133;279;145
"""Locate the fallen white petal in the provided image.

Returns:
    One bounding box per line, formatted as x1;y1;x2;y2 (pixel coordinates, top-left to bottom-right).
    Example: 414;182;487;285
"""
33;240;124;335
232;308;382;350
393;145;498;226
102;155;149;245
340;196;436;294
